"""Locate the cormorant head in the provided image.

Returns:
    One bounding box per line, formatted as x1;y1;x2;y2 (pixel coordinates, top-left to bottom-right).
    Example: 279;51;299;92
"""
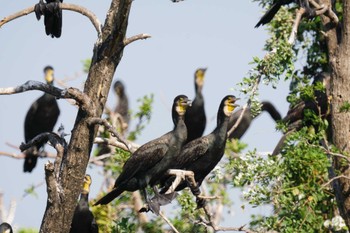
82;174;92;195
44;66;54;85
0;222;13;233
221;95;239;117
114;80;125;97
194;68;207;90
172;95;191;124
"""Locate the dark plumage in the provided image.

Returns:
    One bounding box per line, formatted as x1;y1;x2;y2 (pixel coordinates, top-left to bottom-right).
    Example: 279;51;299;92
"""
272;73;331;155
114;80;130;126
34;0;63;38
70;175;98;233
160;95;239;193
228;101;282;139
0;222;13;233
255;0;314;28
185;68;207;143
23;66;60;172
95;95;191;206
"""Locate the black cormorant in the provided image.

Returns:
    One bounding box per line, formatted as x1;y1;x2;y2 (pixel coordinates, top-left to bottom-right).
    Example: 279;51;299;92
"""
227;101;282;139
95;80;129;156
272;72;331;155
255;0;314;28
23;66;60;172
94;95;191;206
0;222;13;233
70;174;99;233
160;95;239;194
185;68;207;143
114;80;130;126
34;0;63;38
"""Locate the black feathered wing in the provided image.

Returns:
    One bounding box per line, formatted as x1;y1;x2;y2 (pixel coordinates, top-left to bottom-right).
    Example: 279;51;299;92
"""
114;133;172;187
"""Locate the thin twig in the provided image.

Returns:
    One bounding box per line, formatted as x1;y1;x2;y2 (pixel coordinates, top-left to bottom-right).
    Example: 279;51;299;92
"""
87;117;135;152
0;3;101;35
124;33;151;46
159;211;180;233
323;175;350;188
199;204;256;232
288;8;305;45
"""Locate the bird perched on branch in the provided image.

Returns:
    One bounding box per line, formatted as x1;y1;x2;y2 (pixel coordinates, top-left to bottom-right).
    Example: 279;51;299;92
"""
255;0;314;28
160;95;239;199
34;0;63;38
23;66;60;172
95;95;191;209
272;72;331;155
0;222;13;233
185;68;207;143
227;101;282;140
114;80;130;127
70;174;98;233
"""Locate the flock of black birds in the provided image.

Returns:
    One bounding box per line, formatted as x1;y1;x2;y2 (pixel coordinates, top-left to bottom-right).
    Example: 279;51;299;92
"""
2;0;330;231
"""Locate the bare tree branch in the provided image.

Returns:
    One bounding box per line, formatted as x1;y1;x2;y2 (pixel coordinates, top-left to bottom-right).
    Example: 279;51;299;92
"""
200;204;257;233
288;8;306;44
0;80;94;116
323;175;350;188
87;117;136;152
159;211;180;233
124;33;151;46
0;3;102;36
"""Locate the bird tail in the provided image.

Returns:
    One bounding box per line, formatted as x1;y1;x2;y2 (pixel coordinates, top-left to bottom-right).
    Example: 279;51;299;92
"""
255;3;282;28
94;187;124;205
24;149;38;173
44;2;62;38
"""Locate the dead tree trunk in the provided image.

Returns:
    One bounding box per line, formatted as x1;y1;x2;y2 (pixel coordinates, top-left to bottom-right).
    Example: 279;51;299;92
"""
40;0;133;232
321;0;350;228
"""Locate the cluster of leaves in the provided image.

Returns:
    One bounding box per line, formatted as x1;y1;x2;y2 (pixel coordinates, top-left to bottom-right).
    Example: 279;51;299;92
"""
229;1;348;232
227;126;337;232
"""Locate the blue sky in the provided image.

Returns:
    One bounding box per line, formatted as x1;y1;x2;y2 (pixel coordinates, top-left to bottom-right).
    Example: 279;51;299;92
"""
0;0;290;230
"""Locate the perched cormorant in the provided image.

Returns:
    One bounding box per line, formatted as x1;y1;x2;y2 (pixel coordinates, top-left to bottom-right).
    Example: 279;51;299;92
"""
23;66;60;172
94;95;191;206
185;68;207;143
160;95;239;194
255;0;314;28
95;80;129;157
0;222;13;233
227;101;282;139
272;72;331;155
34;0;63;38
70;174;99;233
114;80;130;126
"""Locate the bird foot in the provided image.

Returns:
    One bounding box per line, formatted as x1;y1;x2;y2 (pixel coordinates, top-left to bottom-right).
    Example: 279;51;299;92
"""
138;192;178;215
196;196;207;209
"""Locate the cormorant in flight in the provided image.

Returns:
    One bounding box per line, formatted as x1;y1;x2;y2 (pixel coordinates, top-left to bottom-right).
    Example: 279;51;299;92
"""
185;68;207;143
95;95;191;208
70;174;99;233
34;0;63;38
23;66;60;172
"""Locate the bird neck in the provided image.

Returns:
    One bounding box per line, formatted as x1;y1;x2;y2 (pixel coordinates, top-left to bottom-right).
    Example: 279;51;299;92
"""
174;116;187;142
215;111;230;140
261;101;281;121
79;193;89;207
195;84;203;96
